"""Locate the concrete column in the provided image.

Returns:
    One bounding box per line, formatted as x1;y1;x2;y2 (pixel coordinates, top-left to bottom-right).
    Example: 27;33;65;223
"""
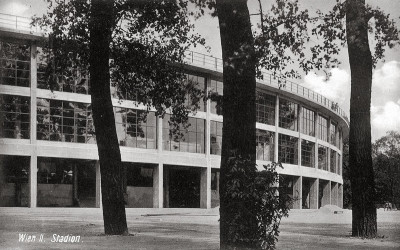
163;167;169;208
204;76;211;209
153;163;163;208
298;105;302;166
29;42;37;208
200;167;211;208
293;176;302;209
338;184;343;208
274;95;279;162
321;180;331;207
314;113;319;170
95;161;101;208
309;178;319;209
157;116;163;152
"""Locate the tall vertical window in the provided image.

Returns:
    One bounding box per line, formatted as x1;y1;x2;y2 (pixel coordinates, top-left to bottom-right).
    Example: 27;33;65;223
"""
186;74;205;112
0;42;30;87
278;134;298;164
256;91;276;125
209;79;223;115
37;98;95;143
330;149;337;173
301;140;315;167
317;116;328;141
114;108;156;149
256;129;274;161
330;122;337;146
0;155;30;207
301;107;315;136
0;94;30;139
318;145;328;171
163;115;205;153
279;99;298;131
210;121;222;155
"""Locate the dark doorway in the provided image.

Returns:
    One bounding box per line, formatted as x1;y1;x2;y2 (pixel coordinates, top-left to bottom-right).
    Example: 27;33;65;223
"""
168;167;200;208
76;161;96;207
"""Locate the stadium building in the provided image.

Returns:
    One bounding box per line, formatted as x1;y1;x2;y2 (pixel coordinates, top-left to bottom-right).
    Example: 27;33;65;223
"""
0;13;348;210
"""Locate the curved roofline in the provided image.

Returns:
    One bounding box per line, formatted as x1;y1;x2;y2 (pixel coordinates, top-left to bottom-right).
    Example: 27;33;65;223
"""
0;13;349;137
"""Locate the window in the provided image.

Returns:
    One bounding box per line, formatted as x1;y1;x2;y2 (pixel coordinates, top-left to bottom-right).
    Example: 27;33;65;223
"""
278;134;298;164
301;107;315;136
279;99;298;131
163;114;205;153
209;79;223;115
317;116;328;141
124;163;153;187
37;158;96;207
37;98;95;143
210;121;222;155
318;145;328;171
330;122;337;146
36;47;90;94
186;74;205;112
256;91;276;125
211;169;219;191
301;140;315;167
0;94;30;139
256;129;274;161
330;149;337;173
115;108;156;149
0;155;29;207
0;42;30;87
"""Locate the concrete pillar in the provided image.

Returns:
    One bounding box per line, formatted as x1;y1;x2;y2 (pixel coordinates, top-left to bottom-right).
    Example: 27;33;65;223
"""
204;76;211;209
200;167;211;208
153;163;163;208
314;112;319;170
309;178;319;209
95;161;101;208
293;176;302;209
338;184;343;208
274;95;279;162
163;167;169;208
29;42;37;208
298;105;302;166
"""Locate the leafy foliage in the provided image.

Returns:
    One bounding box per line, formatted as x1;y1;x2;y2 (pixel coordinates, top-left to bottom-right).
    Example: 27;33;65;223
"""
221;157;290;249
310;0;400;70
372;131;400;207
32;0;206;129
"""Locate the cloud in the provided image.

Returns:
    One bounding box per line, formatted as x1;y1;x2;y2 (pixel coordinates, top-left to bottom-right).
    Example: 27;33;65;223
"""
372;61;400;106
303;68;351;113
371;100;400;141
0;1;29;16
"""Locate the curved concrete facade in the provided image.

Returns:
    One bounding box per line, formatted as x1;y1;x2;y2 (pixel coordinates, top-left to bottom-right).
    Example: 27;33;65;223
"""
0;17;348;210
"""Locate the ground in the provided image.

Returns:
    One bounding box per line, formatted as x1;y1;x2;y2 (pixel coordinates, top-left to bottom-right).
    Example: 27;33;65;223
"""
0;206;399;249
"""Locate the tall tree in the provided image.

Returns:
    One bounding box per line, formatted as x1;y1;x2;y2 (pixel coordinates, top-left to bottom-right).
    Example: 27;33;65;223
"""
311;0;399;237
89;0;127;235
34;0;205;235
215;0;257;248
346;0;376;237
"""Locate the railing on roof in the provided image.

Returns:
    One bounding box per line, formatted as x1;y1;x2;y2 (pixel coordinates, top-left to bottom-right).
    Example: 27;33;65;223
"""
184;50;349;123
0;13;38;33
0;13;348;124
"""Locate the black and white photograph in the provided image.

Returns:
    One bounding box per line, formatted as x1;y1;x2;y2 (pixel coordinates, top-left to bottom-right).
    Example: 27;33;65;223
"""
0;0;399;249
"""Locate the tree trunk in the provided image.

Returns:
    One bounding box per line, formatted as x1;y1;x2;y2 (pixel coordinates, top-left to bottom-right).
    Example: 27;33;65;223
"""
346;0;377;238
215;0;257;248
89;0;128;235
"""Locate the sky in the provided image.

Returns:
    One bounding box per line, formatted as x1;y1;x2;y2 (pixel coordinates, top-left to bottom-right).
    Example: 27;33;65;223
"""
1;0;399;142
